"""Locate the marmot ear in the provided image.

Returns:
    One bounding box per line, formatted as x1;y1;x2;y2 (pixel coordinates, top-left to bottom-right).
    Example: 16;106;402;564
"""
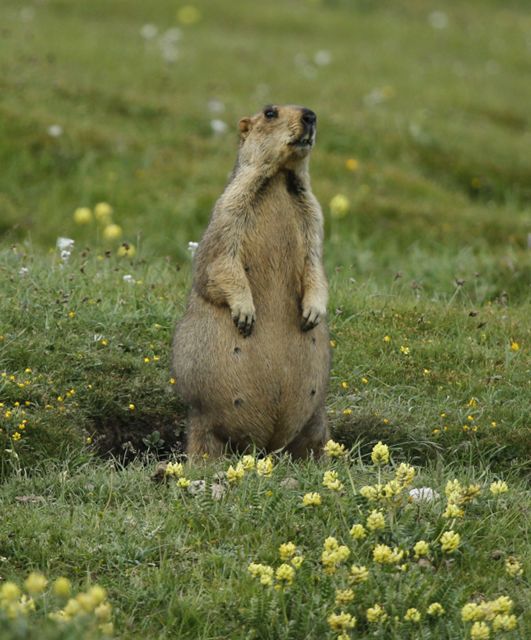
238;117;252;139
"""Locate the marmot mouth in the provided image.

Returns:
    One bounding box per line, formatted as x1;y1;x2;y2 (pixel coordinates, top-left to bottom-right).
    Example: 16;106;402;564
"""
289;135;314;148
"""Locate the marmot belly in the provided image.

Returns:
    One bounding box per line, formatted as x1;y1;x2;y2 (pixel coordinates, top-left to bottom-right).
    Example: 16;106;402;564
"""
172;291;329;449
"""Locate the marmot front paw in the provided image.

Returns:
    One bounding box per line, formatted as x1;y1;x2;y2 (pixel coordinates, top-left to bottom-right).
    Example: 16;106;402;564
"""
231;302;256;338
301;304;325;332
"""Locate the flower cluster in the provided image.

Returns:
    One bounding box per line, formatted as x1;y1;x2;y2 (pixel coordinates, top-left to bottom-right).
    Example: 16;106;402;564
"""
0;572;113;636
248;541;304;589
227;455;274;483
72;202;135;258
321;537;350;574
462;596;517;637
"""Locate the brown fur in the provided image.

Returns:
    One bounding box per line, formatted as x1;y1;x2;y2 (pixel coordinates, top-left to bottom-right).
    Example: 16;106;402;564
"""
172;105;330;458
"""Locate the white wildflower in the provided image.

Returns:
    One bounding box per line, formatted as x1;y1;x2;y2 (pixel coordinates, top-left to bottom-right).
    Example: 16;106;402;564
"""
409;487;440;502
123;274;135;283
210;119;228;135
47;124;63;138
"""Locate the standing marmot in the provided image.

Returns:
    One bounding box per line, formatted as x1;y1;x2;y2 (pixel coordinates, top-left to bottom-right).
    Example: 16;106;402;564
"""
172;104;330;458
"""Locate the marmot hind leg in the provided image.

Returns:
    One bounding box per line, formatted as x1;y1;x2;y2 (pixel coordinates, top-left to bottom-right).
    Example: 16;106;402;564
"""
285;406;329;460
186;412;227;459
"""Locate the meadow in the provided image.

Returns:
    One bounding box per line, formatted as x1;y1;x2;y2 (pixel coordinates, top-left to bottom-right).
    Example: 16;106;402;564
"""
0;0;529;637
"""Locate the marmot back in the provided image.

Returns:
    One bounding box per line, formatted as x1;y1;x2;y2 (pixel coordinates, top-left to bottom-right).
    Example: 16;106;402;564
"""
172;104;330;458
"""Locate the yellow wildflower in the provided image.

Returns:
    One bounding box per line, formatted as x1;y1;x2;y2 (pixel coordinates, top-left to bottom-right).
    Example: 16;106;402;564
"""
24;572;47;595
349;565;369;584
413;540;429;558
404;608;421;623
275;563;295;586
427;602;445;616
440;530;460;553
491;596;513;614
177;477;190;488
342;408;352;416
73;207;92;224
462;603;483;622
443;503;464;518
241;455;255;470
323;470;344;491
278;542;296;561
226;463;245;483
370;441;389;465
302;492;322;506
117;243;136;258
360;485;379;501
94;601;112;622
256;457;274;477
345;158;359;172
372;544;404;564
0;582;21;602
349;524;367;540
165;462;184;478
94;202;113;223
505;556;523;577
489;480;508;496
470;621;490;639
510;341;520;351
340;381;348;389
177;5;202;25
492;614;517;632
383;335;391;343
329;194;350;218
248;563;274;586
366;510;385;531
399;345;410;355
52;577;71;598
335;589;355;606
291;556;304;569
395;462;415;486
367;603;387;623
103;224;122;241
327;610;356;632
323;439;347;457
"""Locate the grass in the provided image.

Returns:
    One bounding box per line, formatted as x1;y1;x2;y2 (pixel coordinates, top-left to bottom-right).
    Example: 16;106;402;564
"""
0;0;530;637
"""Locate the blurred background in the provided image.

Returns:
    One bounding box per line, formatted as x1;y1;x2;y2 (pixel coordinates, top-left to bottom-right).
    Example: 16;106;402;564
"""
1;0;530;299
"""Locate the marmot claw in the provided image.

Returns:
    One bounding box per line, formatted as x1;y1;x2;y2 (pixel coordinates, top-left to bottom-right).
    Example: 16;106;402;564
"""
233;311;255;337
301;306;322;332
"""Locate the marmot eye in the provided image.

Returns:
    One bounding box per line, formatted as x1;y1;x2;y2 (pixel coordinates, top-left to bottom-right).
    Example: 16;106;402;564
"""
263;107;278;120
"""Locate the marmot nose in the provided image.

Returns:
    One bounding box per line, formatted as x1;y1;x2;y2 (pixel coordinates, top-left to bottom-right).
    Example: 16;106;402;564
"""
301;108;317;127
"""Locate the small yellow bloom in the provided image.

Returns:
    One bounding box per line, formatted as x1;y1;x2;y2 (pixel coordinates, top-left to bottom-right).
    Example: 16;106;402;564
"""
367;603;387;623
413;540;429;558
404;608;421;623
165;461;184;478
103;224;122;241
342;408;352;416
302;492;322;506
335;588;355;606
128;403;135;411
462;603;482;622
241;455;255;470
340;381;348;389
278;542;297;561
94;601;112;622
329;194;350;218
489;480;508;496
323;439;347;458
226;463;245;483
440;530;460;553
345;158;359;172
361;377;368;384
275;563;295;586
350;524;367;540
73;207;92;224
349;564;369;584
24;572;47;595
470;621;490;639
492;614;517;632
330;340;337;348
177;477;190;488
360;485;379;501
370;441;389;465
94;202;113;223
248;563;274;586
169;377;176;385
443;503;464;518
291;555;304;569
12;432;21;441
505;556;523;578
510;341;520;351
117;243;136;258
383;335;391;343
256;457;274;477
399;345;410;355
327;611;356;632
0;582;21;602
52;577;71;598
366;510;385;531
68;311;76;319
323;470;344;491
427;602;445;616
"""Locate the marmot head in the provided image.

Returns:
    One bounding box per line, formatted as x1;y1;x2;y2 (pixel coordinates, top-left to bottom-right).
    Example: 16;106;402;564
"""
238;104;317;167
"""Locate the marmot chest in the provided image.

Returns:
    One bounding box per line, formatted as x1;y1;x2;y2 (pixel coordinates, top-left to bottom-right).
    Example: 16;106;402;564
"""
241;190;305;294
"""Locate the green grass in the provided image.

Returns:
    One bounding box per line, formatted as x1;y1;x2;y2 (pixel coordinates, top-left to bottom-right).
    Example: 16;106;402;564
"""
0;0;530;637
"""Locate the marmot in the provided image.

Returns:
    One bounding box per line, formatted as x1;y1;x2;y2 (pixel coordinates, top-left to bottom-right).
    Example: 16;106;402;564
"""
172;104;330;458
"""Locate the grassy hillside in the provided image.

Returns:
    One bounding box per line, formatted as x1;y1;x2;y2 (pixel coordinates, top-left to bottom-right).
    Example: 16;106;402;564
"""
0;0;529;638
